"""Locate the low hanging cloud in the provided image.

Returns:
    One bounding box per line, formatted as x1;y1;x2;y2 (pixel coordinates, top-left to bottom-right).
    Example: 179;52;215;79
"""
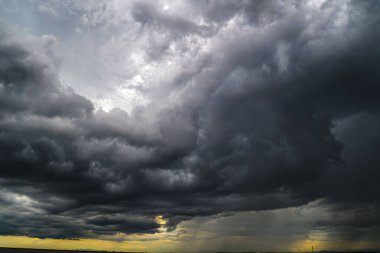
0;0;380;240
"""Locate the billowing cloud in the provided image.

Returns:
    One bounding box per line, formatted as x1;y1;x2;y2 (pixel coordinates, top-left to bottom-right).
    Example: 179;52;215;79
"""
0;0;379;246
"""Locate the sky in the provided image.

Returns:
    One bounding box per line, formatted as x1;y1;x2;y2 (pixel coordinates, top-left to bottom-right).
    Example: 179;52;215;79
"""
0;0;380;252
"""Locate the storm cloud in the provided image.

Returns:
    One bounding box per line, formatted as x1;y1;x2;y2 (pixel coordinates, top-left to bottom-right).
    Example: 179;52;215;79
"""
0;0;380;243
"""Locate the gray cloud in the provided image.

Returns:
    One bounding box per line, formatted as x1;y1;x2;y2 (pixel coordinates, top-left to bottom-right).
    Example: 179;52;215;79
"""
0;0;379;244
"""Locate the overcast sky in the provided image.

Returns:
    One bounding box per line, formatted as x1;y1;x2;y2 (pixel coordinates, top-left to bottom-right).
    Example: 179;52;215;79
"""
0;0;380;252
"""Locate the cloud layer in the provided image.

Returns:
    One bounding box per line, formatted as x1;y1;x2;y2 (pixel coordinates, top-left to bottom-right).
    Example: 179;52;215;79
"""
0;0;379;242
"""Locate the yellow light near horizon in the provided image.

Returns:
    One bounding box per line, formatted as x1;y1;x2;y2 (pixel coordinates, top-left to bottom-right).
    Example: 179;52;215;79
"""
289;238;380;252
1;234;380;252
0;236;135;251
0;235;177;252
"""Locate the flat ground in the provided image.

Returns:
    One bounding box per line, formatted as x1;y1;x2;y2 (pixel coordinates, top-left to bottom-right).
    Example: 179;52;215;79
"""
0;248;378;253
0;248;144;253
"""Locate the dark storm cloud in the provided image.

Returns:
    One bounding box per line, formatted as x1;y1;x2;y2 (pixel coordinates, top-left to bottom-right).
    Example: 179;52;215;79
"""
0;0;380;240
